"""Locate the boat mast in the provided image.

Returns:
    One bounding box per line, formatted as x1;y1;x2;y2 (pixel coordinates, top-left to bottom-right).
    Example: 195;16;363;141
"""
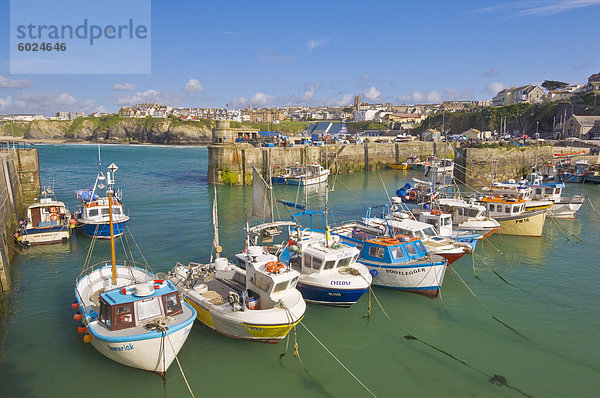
107;163;119;285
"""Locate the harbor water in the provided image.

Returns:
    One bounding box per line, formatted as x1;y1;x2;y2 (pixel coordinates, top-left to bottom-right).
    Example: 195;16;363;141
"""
1;144;599;397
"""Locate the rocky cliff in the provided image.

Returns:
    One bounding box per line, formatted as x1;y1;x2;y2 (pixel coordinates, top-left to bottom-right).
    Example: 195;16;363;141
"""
0;117;214;144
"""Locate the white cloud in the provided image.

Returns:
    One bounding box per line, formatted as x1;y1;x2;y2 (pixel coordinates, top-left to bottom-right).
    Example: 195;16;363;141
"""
363;86;382;101
322;94;353;106
484;81;504;95
482;68;500;78
0;91;98;115
356;74;370;88
116;89;167;105
0;96;12;110
111;82;135;91
306;39;329;50
0;75;32;89
257;48;291;63
518;0;600;16
426;91;441;102
183;79;204;93
302;83;321;101
232;92;274;107
443;88;473;100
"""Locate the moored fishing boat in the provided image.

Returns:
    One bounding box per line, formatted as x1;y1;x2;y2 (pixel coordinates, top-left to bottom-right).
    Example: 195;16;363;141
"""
167;186;305;343
357;236;447;298
478;196;546;237
75;162;129;238
17;187;74;245
73;164;196;374
271;162;330;186
436;197;500;238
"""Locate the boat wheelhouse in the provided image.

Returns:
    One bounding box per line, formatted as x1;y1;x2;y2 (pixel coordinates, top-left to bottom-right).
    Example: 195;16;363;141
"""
286;228;372;307
521;175;584;219
478;197;546;237
357;236;447;297
17;195;73;245
436;197;500;238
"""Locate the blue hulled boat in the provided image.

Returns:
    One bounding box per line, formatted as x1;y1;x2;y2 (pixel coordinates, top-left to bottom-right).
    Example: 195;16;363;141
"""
75;163;129;239
357;235;447;298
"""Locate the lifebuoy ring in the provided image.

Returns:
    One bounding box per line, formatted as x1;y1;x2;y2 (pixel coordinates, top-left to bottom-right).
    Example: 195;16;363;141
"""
49;206;58;213
384;238;400;245
408;191;417;200
153;280;168;289
265;261;285;273
50;214;59;221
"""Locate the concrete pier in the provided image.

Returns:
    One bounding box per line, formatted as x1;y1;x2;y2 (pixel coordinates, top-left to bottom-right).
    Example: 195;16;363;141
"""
0;147;40;295
207;141;437;184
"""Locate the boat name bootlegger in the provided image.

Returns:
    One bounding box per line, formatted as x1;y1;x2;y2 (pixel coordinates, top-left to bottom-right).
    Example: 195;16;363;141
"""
386;268;426;276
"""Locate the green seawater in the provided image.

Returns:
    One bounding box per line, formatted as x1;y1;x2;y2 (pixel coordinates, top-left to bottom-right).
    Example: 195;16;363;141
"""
1;144;599;397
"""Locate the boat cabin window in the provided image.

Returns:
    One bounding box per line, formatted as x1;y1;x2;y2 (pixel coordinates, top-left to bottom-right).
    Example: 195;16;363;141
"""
441;217;450;226
162;293;183;316
368;246;384;258
254;272;272;292
405;243;417;256
520;204;525;212
312;257;323;270
101;208;110;215
545;188;553;195
422;227;437;238
489;204;495;212
556;188;561;195
415;241;426;252
289;276;298;288
337;256;352;268
272;281;289;293
504;206;510;214
88;209;99;217
512;205;520;213
237;258;247;270
113;208;121;215
392;247;405;259
112;302;135;330
425;219;437;226
323;260;336;270
99;298;112;329
536;188;542;195
304;254;312;268
466;208;479;218
137;297;162;321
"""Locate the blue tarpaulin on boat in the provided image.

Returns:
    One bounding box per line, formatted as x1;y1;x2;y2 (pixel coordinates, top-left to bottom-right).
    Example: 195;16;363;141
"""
76;189;99;202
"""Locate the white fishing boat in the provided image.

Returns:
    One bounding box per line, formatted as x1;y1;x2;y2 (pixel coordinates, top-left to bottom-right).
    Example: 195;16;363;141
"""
483;182;553;212
478;196;546;237
168;186;305;343
73;164;196;374
520;174;584;219
17;187;74;245
436;197;500;238
271;162;330;186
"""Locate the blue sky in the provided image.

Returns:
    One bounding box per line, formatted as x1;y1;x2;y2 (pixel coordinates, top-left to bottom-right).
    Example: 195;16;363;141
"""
1;0;600;115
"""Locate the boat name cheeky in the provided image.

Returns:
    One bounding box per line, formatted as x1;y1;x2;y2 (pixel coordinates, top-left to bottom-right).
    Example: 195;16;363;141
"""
107;343;134;352
386;268;426;276
331;280;351;286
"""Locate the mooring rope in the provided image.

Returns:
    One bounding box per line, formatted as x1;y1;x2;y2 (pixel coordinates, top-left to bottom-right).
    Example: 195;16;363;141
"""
299;322;378;398
367;288;533;398
451;267;530;341
587;198;600;220
166;333;196;398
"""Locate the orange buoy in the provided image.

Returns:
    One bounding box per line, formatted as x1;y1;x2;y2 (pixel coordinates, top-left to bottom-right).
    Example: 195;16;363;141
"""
83;334;92;343
71;301;79;309
73;313;83;321
77;326;86;334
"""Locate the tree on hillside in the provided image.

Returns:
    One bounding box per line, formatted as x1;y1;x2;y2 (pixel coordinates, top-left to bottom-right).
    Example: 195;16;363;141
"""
541;80;568;91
